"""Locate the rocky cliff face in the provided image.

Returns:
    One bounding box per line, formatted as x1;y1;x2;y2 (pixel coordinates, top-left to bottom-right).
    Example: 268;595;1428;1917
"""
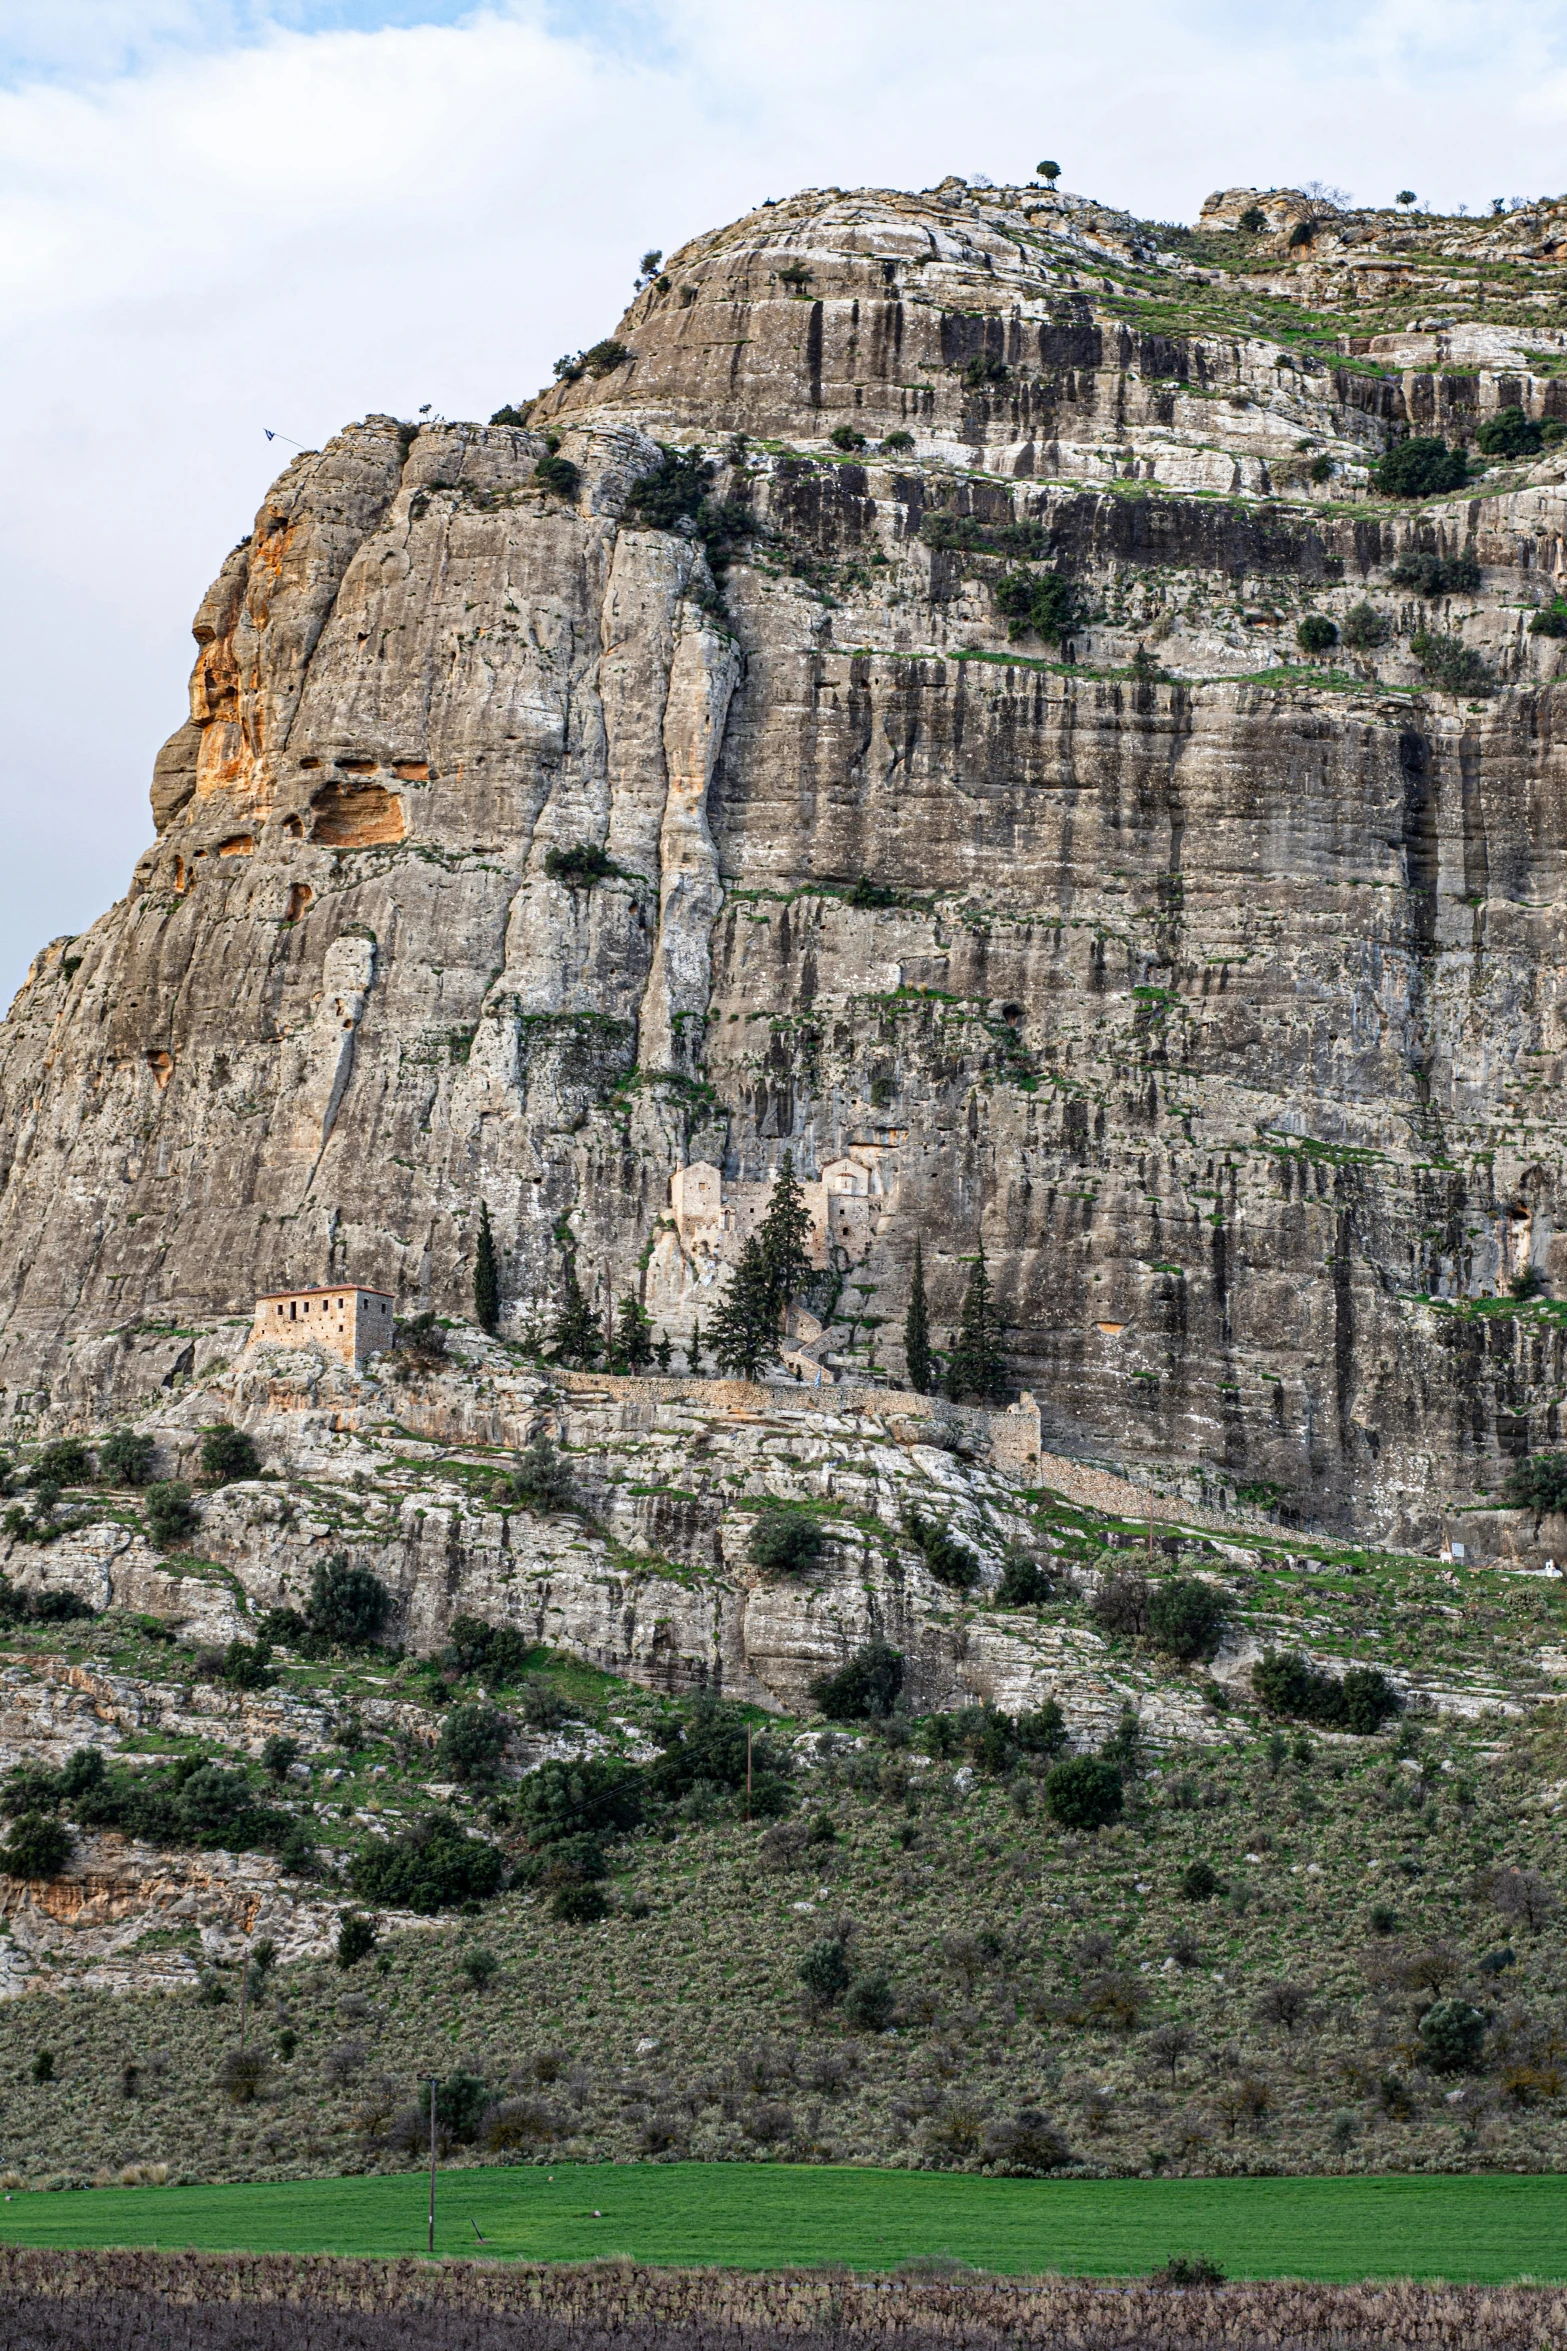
7;176;1567;1544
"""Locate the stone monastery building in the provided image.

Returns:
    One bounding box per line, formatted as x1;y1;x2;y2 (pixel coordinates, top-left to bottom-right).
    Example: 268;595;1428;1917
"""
251;1286;395;1369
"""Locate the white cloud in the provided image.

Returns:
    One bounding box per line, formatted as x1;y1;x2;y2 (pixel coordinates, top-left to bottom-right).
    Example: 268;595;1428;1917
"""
5;0;1567;998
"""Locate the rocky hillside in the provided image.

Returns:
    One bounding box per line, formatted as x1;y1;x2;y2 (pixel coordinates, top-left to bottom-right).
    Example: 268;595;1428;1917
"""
0;1325;1563;2187
6;179;1567;1541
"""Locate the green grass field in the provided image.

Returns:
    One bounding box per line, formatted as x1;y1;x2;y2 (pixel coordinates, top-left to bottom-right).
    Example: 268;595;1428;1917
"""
0;2165;1560;2282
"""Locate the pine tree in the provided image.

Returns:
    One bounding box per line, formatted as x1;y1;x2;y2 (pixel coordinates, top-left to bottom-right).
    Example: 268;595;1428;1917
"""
547;1255;602;1368
654;1331;672;1374
945;1239;1006;1403
710;1237;779;1380
613;1293;654;1372
473;1202;500;1336
904;1235;932;1394
758;1149;812;1315
687;1316;704;1375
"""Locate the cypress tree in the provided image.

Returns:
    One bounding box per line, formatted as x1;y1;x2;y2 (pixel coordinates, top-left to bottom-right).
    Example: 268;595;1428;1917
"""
904;1235;932;1394
710;1237;779;1379
945;1239;1006;1403
687;1316;704;1375
473;1202;500;1336
547;1255;602;1369
758;1149;813;1315
613;1293;654;1372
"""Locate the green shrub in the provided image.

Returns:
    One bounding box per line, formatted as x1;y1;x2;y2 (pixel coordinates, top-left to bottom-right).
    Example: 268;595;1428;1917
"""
922;512;1051;560
1419;1996;1486;2072
1239;206;1266;233
443;1615;545;1686
307;1553;391;1649
1390;550;1481;596
1154;2256;1226;2287
437;1703;511;1785
580;339;630;375
1146;1577;1229;1662
260;1734;300;1782
1180;1859;1218;1901
1091;1571;1150;1636
221;1639;275;1692
534;454;580;498
809;1638;905;1720
1252;1649;1400;1734
1309;454;1334;483
351;1815;504;1913
1411;629;1494;695
843;1969;896;2031
1529;602;1567;638
34;1440;92;1487
504;1433;575;1509
628;446;714;530
218;2046;269;2104
143;1481;197;1548
1296;613;1338;655
996;1553;1053;1606
749;1509;825;1574
799;1935;852;2009
544;842;613;888
1341;601;1391;649
30;1590;93;1624
489;403;532;427
1504;1453;1567;1511
962;352;1009;389
907;1511;981;1591
1376;438;1467;497
1476;408;1542;457
200;1425;260;1485
1042;1755;1122;1831
336;1911;379;1968
551;1880;609;1923
99;1428;156;1486
882;430;915;453
518;1756;644;1842
829;425;867;452
994;567;1086;645
2;1812;73;1878
459;1946;500;1990
31;2050;55;2083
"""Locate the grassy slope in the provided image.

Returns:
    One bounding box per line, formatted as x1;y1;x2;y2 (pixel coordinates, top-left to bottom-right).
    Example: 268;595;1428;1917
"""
3;1468;1566;2195
0;2164;1561;2281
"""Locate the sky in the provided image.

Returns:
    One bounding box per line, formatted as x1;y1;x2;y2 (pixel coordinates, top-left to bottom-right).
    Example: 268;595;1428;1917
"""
6;0;1567;1005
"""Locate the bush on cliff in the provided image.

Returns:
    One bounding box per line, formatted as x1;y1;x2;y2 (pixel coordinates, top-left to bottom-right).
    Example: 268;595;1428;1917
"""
810;1639;905;1721
1296;613;1338;656
1503;1452;1567;1512
994;567;1087;645
200;1424;260;1486
1390;550;1481;597
1146;1577;1229;1663
1376;437;1467;497
1341;600;1391;649
351;1814;505;1913
1252;1649;1400;1734
1411;629;1494;695
143;1480;197;1548
1476;407;1542;458
750;1508;825;1575
437;1703;512;1786
307;1553;392;1650
1;1812;73;1878
99;1427;156;1485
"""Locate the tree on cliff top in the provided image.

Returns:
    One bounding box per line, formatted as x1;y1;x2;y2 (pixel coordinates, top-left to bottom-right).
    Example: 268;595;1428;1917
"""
473;1202;500;1337
945;1240;1006;1404
904;1236;933;1394
548;1254;602;1370
710;1237;777;1380
759;1151;812;1313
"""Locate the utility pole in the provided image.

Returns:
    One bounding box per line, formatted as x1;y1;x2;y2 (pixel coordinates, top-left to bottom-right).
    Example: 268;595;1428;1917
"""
428;2077;437;2256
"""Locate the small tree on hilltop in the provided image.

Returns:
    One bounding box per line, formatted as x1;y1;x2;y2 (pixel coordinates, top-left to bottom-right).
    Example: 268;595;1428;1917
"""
710;1236;778;1379
548;1253;602;1370
904;1235;932;1394
945;1239;1006;1403
473;1202;500;1336
759;1150;812;1316
1036;160;1061;184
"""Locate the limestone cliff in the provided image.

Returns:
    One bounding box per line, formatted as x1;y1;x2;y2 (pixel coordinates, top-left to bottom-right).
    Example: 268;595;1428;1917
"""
8;176;1567;1545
